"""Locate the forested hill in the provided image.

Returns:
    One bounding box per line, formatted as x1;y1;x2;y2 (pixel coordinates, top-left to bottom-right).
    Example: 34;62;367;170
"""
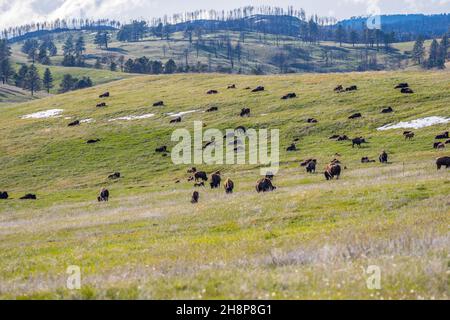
339;14;450;41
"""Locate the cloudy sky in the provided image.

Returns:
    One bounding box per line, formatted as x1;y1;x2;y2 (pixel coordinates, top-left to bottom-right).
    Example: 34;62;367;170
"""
1;0;449;29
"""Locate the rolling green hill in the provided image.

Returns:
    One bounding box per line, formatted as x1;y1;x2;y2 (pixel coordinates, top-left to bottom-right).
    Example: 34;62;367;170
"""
0;70;448;299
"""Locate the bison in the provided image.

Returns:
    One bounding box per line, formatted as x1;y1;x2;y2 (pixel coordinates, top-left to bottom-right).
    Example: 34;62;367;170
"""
436;156;450;169
87;139;100;144
401;88;414;94
345;85;357;92
240;108;251;117
20;194;37;200
206;106;218;112
98;188;109;202
170;117;182;124
68;120;80;127
349;113;362;119
224;178;234;194
324;163;341;180
207;90;218;95
191;191;199;203
404;132;415;140
361;157;375;163
334;85;344;92
434;142;445;149
379;151;388;163
256;178;276;193
435;131;449;140
286;144;297;151
252;86;265;92
395;83;409;89
281;93;296;100
96;102;106;108
194;171;208;182
227;84;236;89
307;118;318;123
381;107;393;113
155;146;167;153
210;173;221;189
306;160;317;173
153;101;164;107
99;92;110;98
352;137;366;148
108;172;121;180
0;191;8;199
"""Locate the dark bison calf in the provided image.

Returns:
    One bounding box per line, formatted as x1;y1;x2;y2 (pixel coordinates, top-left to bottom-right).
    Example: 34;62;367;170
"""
99;92;110;98
191;191;199;203
68;120;80;127
224;178;234;194
281;93;296;100
210;173;221;189
98;188;109;202
256;178;276;193
153;101;164;107
381;107;393;113
436;157;450;169
349;113;362;119
240;108;251;117
435;131;449;140
20;194;37;200
0;191;8;199
252;86;265;92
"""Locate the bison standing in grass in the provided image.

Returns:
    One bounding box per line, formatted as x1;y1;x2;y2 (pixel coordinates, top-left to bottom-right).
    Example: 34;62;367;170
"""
210;172;221;189
256;178;276;193
324;161;341;180
191;191;199;203
0;191;8;199
98;188;109;202
194;171;208;182
436;157;450;169
224;178;234;194
379;151;388;163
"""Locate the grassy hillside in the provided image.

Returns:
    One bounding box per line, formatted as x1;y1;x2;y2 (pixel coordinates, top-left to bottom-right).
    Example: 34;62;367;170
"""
0;70;449;299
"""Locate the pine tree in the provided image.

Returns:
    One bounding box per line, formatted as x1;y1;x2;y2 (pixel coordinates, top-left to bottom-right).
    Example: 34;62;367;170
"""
24;64;42;96
412;36;425;65
427;39;440;68
15;65;29;88
0;39;13;84
38;47;51;65
43;68;53;93
350;30;358;47
94;32;110;49
164;59;177;74
336;25;346;47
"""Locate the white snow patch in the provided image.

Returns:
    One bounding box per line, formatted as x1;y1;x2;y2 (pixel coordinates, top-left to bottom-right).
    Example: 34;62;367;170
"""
108;114;155;122
166;110;198;117
80;118;95;124
377;116;450;131
21;109;64;119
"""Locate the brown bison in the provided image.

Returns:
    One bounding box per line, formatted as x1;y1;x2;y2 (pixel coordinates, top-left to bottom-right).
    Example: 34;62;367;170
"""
435;131;449;140
252;86;265;92
434;142;445;149
352;137;366;148
349;113;362;119
379;151;388;163
381;107;393;113
153;101;164;107
20;194;37;200
191;191;199;203
281;93;296;100
98;188;109;202
194;171;208;182
108;172;121;179
256;178;276;193
436;156;450;169
170;117;182;124
0;191;8;199
87;139;100;144
206;106;218;112
99;92;110;98
240;108;251;117
207;90;218;94
324;162;341;180
224;178;234;194
68;120;80;127
96;102;106;107
404;132;415;140
210;173;221;189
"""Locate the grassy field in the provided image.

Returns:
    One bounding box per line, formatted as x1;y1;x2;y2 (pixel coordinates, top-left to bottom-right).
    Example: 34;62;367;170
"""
0;70;449;299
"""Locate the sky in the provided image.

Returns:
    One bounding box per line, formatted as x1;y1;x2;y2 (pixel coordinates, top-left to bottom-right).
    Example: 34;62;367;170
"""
1;0;449;29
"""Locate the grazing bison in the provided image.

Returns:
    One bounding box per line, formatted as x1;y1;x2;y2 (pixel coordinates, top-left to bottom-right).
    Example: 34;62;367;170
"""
207;90;218;95
436;156;450;169
252;86;265;92
0;191;8;199
191;191;199;203
281;93;296;100
206;106;218;112
96;102;106;108
307;118;318;123
153;101;164;107
349;113;362;119
337;135;349;141
194;171;208;182
98;188;109;202
435;131;449;140
306;160;317;173
352;137;366;148
87;139;100;144
334;85;344;92
361;157;376;163
68;120;80;127
324;163;341;180
20;194;37;200
187;167;197;173
401;88;414;94
395;83;409;89
155;146;167;153
286;144;297;151
210;173;221;189
256;178;276;193
99;92;110;98
379;151;388;163
381;107;393;113
345;85;357;92
445;139;450;145
404;132;415;140
224;178;234;194
434;142;445;149
108;172;121;179
227;84;236;89
170;117;182;124
240;108;251;117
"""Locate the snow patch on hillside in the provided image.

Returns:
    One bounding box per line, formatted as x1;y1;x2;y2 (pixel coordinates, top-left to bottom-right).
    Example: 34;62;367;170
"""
21;109;64;119
377;116;450;131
